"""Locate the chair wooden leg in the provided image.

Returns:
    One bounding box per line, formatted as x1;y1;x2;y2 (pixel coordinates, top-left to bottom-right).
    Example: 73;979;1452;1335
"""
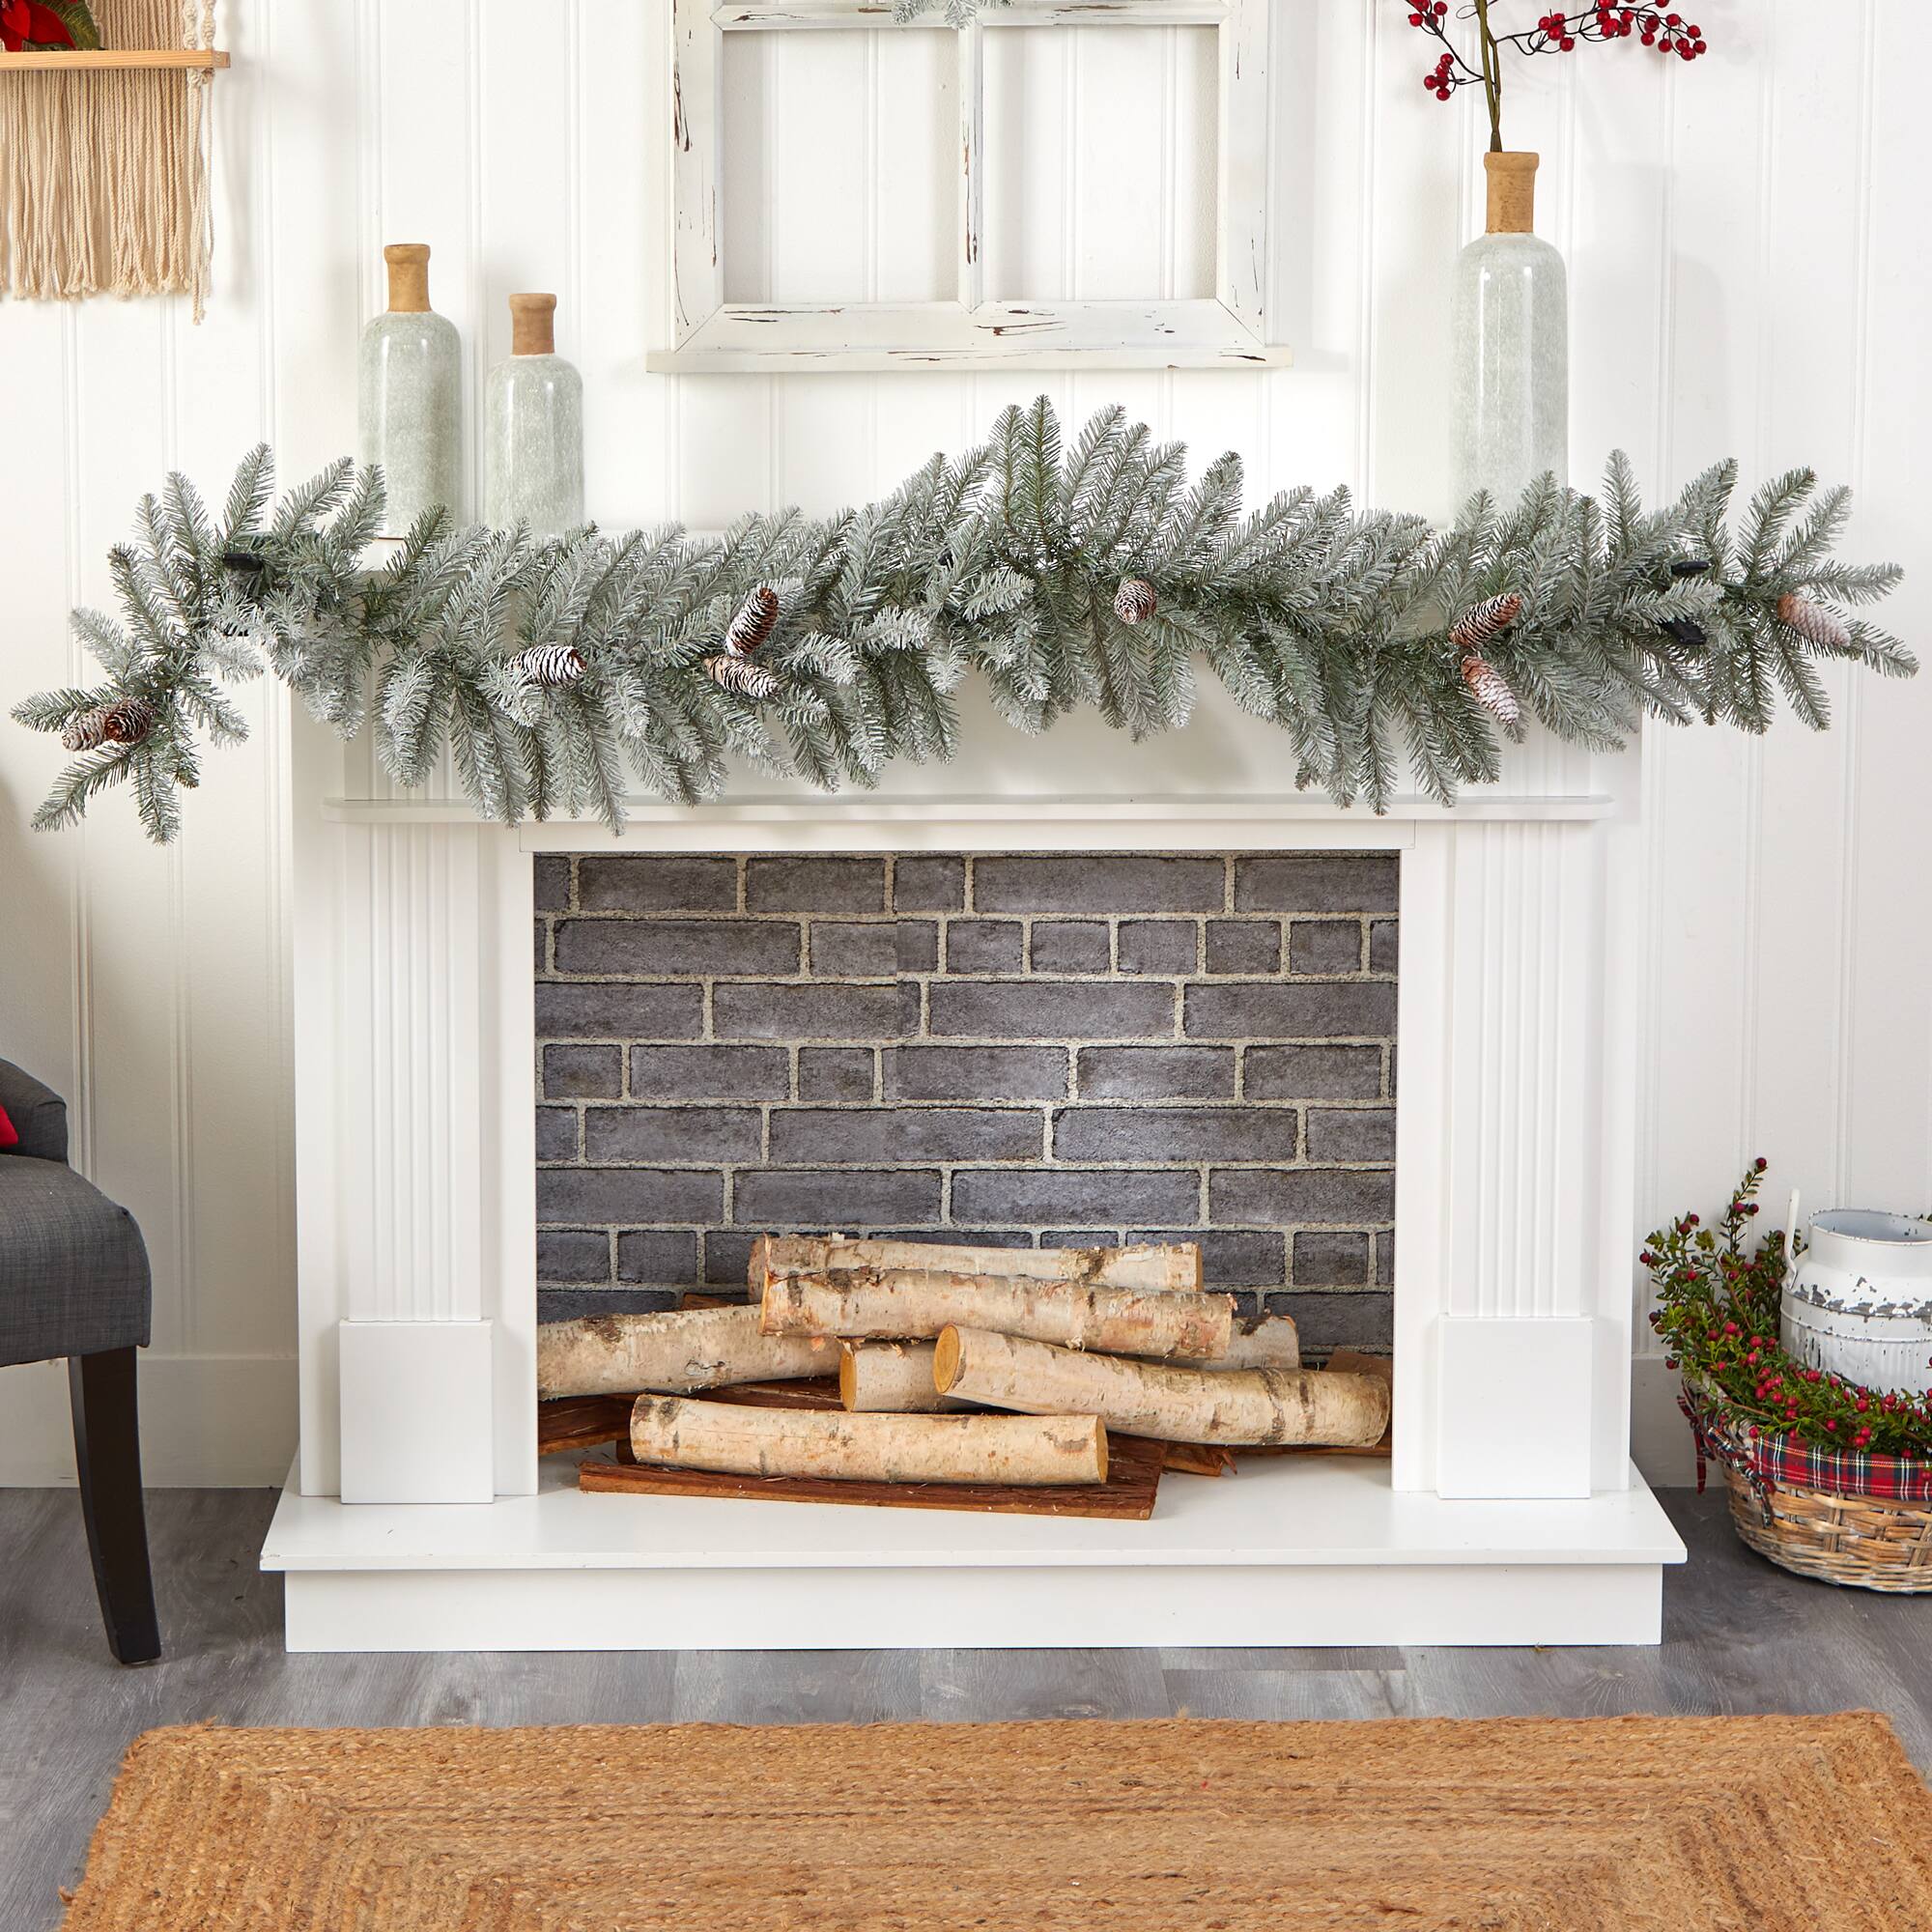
68;1347;161;1664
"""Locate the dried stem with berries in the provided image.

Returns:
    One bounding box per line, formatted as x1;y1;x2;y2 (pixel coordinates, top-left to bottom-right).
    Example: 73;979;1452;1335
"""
1647;1162;1932;1458
1406;2;1709;152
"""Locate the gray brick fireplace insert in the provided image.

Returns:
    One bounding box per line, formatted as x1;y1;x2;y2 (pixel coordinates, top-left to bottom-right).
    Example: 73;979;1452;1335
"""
533;852;1397;1358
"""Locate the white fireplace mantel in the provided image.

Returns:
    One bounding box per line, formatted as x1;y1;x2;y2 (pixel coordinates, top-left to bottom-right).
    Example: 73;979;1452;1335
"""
265;686;1683;1650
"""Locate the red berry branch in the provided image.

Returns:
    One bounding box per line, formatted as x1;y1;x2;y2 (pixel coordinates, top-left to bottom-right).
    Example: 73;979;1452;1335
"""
1406;2;1709;153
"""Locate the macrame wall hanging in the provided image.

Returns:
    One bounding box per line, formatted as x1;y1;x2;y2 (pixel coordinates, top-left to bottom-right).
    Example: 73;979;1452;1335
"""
0;1;224;321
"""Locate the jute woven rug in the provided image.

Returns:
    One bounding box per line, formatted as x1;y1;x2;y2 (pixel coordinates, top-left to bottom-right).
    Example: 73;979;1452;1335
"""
60;1714;1932;1929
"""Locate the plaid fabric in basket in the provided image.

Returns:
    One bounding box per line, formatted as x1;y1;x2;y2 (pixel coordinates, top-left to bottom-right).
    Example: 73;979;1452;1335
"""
1681;1385;1932;1504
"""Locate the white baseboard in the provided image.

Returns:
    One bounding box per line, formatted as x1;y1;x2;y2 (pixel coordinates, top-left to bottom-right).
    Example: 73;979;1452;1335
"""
0;1354;298;1487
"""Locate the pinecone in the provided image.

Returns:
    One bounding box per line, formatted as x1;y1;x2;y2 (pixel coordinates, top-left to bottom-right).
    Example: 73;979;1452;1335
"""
706;653;780;700
1113;578;1157;626
1461;653;1521;728
62;697;156;752
1448;590;1523;653
1776;592;1852;651
723;585;781;658
509;642;585;689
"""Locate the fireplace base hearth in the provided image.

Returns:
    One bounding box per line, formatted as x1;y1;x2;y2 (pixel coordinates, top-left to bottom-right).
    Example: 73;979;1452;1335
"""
262;1452;1684;1652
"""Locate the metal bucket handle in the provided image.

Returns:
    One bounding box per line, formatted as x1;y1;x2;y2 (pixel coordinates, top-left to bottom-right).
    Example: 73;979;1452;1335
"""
1785;1186;1803;1287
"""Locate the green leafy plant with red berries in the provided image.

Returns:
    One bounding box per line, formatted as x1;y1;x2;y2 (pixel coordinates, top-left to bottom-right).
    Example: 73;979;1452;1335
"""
1647;1161;1932;1458
1;0;100;52
1407;2;1709;153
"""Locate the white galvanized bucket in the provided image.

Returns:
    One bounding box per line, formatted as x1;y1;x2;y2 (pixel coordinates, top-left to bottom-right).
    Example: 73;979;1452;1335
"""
1780;1192;1932;1395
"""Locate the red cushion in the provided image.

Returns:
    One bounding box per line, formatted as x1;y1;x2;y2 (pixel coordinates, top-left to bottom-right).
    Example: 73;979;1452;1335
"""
0;1103;16;1151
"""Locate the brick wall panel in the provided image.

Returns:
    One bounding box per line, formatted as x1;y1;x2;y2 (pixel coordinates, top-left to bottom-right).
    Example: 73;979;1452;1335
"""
535;849;1398;1355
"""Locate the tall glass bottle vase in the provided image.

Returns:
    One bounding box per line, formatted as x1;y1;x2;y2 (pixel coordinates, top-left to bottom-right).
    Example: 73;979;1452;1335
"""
485;293;584;537
357;243;463;536
1451;152;1569;510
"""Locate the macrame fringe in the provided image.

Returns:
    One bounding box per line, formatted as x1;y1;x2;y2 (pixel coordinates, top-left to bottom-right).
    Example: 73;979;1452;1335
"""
0;0;216;319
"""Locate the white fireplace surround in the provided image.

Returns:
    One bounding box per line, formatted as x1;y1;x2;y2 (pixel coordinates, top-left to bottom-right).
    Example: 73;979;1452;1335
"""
263;684;1683;1649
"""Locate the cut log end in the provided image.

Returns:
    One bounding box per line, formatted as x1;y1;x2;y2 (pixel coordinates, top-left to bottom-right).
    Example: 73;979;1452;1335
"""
933;1324;963;1394
838;1345;859;1411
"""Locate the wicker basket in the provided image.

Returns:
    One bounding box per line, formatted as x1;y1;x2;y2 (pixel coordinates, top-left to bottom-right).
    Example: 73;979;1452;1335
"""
1717;1461;1932;1591
1688;1389;1932;1592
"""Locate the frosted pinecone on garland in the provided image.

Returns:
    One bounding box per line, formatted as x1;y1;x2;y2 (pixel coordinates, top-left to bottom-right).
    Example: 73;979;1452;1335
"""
705;653;781;700
1776;592;1852;652
723;585;781;657
1461;653;1522;728
508;642;585;689
1448;590;1523;653
61;696;156;753
1113;577;1158;626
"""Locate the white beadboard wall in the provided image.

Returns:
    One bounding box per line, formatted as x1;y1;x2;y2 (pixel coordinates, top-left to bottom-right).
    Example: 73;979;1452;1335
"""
2;1;1926;1484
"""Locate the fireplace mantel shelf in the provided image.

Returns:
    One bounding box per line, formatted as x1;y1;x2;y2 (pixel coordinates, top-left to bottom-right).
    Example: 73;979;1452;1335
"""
320;791;1619;832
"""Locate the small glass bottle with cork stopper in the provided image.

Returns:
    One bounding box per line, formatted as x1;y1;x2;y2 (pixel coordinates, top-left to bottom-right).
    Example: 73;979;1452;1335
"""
1449;151;1569;512
357;242;464;535
485;293;584;536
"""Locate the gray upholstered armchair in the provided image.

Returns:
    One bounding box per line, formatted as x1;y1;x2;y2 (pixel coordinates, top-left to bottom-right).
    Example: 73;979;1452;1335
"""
0;1058;160;1662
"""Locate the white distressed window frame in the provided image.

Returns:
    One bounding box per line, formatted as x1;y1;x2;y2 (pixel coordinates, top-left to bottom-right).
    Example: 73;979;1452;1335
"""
651;0;1287;373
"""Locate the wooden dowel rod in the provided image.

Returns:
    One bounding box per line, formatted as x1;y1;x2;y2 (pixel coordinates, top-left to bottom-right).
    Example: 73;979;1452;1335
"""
0;48;231;71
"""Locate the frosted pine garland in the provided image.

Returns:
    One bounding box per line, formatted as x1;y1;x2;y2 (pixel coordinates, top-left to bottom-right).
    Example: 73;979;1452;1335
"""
9;401;1911;844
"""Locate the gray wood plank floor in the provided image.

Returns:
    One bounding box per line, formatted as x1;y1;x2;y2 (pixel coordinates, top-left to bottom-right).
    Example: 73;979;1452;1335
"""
3;1485;1929;1930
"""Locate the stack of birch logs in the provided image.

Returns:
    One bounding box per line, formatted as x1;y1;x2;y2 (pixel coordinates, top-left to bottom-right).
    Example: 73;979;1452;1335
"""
536;1235;1392;1492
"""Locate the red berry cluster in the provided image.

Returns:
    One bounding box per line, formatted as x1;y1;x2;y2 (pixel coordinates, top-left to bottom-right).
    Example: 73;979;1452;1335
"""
1407;3;1710;108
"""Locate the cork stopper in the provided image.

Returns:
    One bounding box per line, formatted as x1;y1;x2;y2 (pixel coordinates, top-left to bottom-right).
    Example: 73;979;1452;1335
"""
509;293;557;356
384;242;432;314
1484;152;1539;236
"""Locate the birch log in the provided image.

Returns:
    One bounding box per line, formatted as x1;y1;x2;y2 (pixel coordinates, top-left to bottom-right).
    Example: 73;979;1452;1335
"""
629;1395;1108;1486
932;1325;1390;1448
536;1305;830;1399
1194;1313;1300;1372
838;1341;975;1413
760;1267;1235;1360
754;1234;1201;1293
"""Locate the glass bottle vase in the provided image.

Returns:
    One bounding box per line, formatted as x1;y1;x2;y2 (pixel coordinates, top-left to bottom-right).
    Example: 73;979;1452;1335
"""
1450;151;1569;512
357;243;463;536
485;293;584;536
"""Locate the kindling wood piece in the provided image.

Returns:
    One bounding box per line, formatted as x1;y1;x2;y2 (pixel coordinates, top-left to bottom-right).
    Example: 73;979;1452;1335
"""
628;1395;1108;1487
536;1304;830;1399
760;1269;1236;1361
754;1234;1202;1294
932;1325;1391;1449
